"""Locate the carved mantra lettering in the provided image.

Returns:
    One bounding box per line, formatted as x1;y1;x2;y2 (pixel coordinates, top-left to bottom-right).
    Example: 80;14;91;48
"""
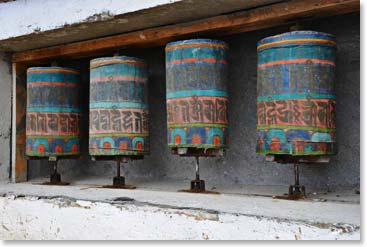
257;65;335;95
90;109;148;134
26;112;80;135
167;96;228;124
257;99;336;128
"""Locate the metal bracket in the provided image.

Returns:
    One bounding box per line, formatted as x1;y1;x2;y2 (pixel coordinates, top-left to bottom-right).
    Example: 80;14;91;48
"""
101;156;136;189
42;156;69;186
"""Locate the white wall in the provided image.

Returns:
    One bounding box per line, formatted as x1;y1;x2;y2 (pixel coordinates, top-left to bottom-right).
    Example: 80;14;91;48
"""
0;0;180;40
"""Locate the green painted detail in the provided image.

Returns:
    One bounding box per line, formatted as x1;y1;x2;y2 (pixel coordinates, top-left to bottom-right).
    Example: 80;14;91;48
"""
168;123;228;128
257;150;335;156
89;149;148;156
89;133;149;137
26;135;79;139
257;125;335;132
26;152;80;157
257;93;336;102
168;144;227;149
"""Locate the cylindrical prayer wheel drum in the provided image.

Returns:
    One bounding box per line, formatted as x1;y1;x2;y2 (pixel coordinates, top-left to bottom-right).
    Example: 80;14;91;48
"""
256;31;337;156
166;39;229;151
89;56;149;156
26;67;81;157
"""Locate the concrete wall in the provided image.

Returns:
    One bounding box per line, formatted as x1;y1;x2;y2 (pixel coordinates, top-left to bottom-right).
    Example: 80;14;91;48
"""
0;53;12;182
0;0;181;40
0;194;360;240
21;13;361;188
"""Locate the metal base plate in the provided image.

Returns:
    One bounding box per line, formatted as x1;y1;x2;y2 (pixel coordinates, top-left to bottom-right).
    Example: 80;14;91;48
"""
40;173;70;186
101;176;137;189
178;179;219;194
171;148;224;157
41;181;70;186
102;185;137;190
274;185;306;200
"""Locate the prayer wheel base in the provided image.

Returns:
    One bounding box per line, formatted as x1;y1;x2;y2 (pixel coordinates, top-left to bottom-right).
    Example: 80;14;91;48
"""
275;185;306;200
190;179;206;192
113;176;126;187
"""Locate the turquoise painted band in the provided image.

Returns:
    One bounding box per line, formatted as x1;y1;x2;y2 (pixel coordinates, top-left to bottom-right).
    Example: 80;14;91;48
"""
90;102;148;109
27;107;81;113
257;93;336;102
167;90;228;99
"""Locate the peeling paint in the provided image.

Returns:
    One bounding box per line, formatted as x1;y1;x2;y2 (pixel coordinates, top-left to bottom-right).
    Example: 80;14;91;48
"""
84;11;114;23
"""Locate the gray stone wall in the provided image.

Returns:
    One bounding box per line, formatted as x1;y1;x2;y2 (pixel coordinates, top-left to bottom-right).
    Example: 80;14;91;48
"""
0;53;12;182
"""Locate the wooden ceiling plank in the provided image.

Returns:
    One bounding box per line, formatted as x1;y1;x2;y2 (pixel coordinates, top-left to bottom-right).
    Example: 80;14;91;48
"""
12;0;360;64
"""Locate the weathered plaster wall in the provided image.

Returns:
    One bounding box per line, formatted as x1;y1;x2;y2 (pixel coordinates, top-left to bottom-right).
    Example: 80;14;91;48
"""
0;53;12;182
0;0;279;51
26;13;360;188
0;0;181;40
0;195;360;240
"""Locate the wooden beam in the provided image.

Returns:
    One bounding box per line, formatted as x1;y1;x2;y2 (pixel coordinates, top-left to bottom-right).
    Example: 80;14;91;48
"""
13;0;359;64
12;62;27;182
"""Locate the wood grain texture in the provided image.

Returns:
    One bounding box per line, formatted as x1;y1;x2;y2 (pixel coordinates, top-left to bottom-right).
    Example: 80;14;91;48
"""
12;62;27;182
12;0;359;64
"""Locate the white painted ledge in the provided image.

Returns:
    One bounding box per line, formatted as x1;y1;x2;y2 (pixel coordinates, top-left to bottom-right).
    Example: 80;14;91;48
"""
0;182;361;240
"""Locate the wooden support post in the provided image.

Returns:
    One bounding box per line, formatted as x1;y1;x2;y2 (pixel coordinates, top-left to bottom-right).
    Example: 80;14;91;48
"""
12;63;27;182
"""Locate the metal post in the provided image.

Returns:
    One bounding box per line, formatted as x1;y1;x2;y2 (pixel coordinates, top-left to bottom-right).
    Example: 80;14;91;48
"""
294;163;300;192
195;156;200;180
53;161;57;175
116;159;121;178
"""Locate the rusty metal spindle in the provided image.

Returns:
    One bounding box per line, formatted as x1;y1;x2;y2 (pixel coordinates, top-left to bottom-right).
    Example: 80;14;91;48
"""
294;163;300;191
53;161;58;175
116;159;121;178
195;156;200;180
295;163;301;192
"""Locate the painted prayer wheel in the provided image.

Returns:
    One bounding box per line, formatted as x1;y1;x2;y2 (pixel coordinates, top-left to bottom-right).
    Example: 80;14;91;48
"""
166;39;229;151
26;67;81;157
256;31;337;156
89;56;149;156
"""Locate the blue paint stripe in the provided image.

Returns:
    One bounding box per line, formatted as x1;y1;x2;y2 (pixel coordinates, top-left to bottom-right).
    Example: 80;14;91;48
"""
90;63;148;78
167;90;228;99
166;47;227;62
257;93;336;102
27;107;81;113
166;62;226;68
90;102;148;109
258;46;335;64
27;72;79;84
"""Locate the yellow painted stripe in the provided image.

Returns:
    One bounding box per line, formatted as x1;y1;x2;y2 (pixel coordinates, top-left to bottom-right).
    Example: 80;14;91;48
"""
90;59;147;68
257;39;336;50
166;43;228;51
27;69;79;74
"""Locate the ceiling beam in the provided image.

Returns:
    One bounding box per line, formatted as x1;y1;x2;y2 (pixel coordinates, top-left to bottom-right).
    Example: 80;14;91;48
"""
12;0;360;64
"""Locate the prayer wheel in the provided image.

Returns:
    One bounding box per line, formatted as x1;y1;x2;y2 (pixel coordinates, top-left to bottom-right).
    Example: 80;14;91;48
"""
256;31;337;157
165;38;229;193
165;39;229;154
89;56;149;156
26;67;81;157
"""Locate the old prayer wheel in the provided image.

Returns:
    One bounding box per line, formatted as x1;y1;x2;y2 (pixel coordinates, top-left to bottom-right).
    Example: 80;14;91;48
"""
89;56;149;156
256;31;337;156
166;39;229;154
166;38;229;193
26;67;81;157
